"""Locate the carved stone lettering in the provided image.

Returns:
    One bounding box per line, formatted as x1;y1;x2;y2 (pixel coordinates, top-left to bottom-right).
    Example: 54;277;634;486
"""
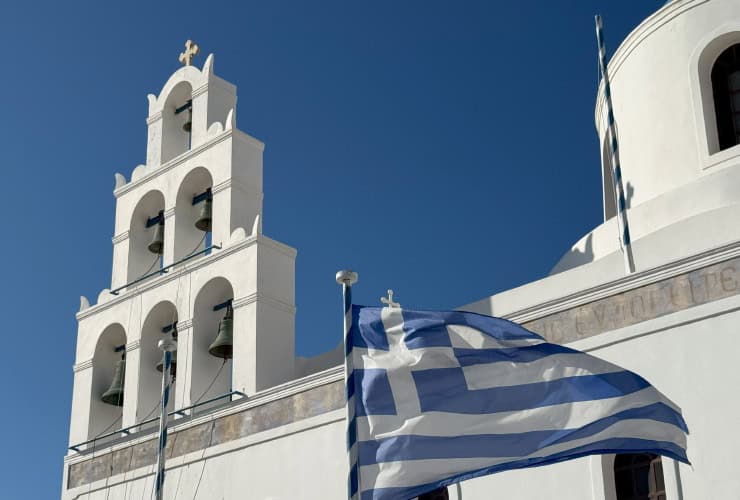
524;255;740;343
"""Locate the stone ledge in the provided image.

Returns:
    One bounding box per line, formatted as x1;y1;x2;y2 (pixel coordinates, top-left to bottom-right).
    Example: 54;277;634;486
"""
67;379;343;489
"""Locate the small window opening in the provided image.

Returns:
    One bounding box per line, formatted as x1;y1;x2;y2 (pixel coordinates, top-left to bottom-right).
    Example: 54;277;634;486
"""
614;453;666;500
712;43;740;151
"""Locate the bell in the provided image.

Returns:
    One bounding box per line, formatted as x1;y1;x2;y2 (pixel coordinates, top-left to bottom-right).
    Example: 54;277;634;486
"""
101;358;126;406
156;350;177;378
147;219;164;255
182;109;192;132
194;197;212;232
208;303;233;359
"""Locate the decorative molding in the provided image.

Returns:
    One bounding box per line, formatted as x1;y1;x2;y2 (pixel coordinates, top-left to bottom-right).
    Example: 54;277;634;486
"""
190;82;208;99
112;231;130;245
145;111;162;126
73;359;93;372
115;131;236;198
211;178;231;194
497;239;740;326
65;368;345;489
176;318;193;330
232;292;296;315
163;207;175;219
125;340;141;352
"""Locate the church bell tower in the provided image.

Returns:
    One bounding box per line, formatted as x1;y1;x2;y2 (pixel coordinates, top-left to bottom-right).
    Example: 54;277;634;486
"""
67;41;297;448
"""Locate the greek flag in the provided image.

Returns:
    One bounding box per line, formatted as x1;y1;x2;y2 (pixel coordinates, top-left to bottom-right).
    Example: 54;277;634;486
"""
345;306;689;500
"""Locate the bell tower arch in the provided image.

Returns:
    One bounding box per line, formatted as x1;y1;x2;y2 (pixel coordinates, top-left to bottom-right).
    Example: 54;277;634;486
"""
67;42;297;452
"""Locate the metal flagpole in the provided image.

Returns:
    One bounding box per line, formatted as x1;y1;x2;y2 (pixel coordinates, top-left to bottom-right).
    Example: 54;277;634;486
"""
336;270;359;500
154;336;177;500
595;14;636;275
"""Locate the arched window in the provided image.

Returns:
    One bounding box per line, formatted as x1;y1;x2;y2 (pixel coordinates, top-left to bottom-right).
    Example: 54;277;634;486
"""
614;453;666;500
712;43;740;151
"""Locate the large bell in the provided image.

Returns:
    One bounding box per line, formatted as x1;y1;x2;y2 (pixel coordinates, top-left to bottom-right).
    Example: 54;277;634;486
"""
155;350;177;378
101;358;126;406
194;196;212;232
147;218;165;255
208;303;233;359
182;109;192;132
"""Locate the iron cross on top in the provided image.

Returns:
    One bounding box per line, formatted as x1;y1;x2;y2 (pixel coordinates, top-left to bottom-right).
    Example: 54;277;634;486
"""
179;40;200;66
381;289;401;308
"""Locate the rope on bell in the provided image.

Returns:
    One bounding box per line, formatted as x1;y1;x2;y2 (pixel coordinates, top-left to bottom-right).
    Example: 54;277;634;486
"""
193;359;228;406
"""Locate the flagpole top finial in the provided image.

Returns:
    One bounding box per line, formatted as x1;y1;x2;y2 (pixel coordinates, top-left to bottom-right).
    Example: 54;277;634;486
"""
336;270;358;286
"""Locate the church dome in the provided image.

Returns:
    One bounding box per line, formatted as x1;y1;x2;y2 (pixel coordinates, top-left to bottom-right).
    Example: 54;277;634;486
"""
552;0;740;275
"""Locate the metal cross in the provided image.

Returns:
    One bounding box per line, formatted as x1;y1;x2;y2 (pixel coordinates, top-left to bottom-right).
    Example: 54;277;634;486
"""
381;289;400;308
179;40;200;66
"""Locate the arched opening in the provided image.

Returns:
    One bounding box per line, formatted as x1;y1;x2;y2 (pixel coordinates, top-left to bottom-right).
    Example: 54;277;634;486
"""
89;324;126;440
161;81;194;163
174;167;213;263
191;277;233;410
614;453;666;500
127;190;166;284
712;43;740;152
137;301;178;423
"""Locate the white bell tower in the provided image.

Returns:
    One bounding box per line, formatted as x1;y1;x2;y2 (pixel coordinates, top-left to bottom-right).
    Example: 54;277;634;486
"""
67;41;297;449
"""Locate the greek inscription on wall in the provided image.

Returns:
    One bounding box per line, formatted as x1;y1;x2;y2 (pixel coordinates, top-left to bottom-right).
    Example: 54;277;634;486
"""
523;259;740;344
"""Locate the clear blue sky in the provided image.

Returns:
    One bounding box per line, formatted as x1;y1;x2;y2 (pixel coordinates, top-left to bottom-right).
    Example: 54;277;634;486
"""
0;1;667;496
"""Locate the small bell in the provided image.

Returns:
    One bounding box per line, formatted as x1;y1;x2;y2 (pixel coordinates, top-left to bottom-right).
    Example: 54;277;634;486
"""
208;303;233;359
182;108;192;132
147;217;164;255
101;357;126;406
155;350;177;378
156;326;178;377
194;196;212;232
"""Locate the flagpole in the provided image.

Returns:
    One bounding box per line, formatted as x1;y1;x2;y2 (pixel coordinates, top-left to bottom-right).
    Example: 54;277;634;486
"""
336;269;359;500
595;14;636;275
154;336;177;500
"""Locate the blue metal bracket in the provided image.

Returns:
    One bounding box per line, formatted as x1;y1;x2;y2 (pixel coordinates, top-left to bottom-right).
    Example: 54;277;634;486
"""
213;298;233;312
114;345;126;353
161;321;177;334
110;244;222;295
174;99;192;115
146;211;164;228
192;187;212;205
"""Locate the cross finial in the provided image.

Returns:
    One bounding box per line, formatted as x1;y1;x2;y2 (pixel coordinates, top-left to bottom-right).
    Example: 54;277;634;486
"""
179;40;200;66
381;289;401;308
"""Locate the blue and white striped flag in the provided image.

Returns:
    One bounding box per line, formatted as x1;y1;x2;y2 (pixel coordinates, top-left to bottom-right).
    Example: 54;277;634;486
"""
346;306;689;500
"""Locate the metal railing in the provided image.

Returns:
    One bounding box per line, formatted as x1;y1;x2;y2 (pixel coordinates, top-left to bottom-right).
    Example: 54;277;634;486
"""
68;390;246;453
110;244;221;295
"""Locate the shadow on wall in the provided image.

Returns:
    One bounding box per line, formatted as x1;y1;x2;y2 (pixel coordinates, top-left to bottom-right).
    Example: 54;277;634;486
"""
551;180;635;276
550;233;594;276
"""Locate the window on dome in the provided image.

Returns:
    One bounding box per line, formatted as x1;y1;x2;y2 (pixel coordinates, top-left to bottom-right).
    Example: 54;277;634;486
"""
712;43;740;151
614;453;666;500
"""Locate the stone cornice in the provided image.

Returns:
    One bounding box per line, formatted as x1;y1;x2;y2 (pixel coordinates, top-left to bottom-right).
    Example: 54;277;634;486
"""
114;131;234;198
233;292;296;315
498;239;740;325
176;318;193;330
77;234;295;320
112;231;129;245
72;359;93;372
64;365;343;467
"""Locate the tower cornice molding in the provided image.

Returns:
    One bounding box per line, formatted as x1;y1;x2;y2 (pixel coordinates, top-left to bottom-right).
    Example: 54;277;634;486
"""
114;129;265;198
233;292;296;315
72;359;93;372
125;340;141;352
77;234;296;320
112;231;130;245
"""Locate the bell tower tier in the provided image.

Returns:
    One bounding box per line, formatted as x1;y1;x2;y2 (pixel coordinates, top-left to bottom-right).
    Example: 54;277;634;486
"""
67;45;296;449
